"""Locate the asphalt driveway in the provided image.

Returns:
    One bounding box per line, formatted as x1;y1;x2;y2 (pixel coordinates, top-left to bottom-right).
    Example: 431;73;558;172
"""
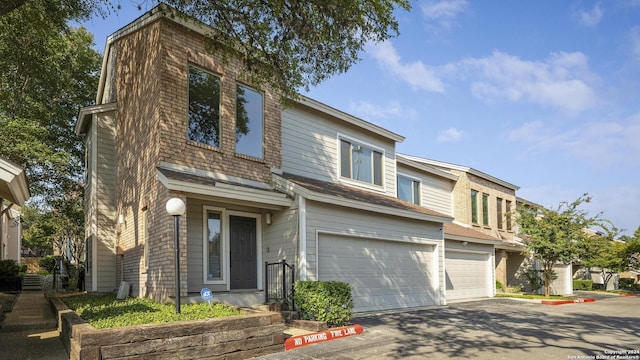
258;292;640;359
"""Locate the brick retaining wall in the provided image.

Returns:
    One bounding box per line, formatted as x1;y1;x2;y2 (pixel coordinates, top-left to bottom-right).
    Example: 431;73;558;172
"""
51;298;285;360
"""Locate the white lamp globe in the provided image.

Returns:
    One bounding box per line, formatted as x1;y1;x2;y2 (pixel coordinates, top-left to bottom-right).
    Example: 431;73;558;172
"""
166;198;186;216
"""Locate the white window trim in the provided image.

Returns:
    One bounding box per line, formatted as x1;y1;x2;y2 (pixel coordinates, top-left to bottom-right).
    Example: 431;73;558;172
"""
397;172;422;205
201;207;263;290
202;206;227;285
336;133;386;191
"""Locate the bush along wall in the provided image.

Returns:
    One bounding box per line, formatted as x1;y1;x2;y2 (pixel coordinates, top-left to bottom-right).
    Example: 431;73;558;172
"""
0;259;24;291
573;279;593;291
293;281;353;327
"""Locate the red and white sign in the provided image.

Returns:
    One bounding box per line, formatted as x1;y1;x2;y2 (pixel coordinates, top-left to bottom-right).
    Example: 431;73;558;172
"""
285;324;364;351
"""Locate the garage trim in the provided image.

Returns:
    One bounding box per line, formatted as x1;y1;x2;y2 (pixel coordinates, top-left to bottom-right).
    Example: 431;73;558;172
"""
315;229;442;304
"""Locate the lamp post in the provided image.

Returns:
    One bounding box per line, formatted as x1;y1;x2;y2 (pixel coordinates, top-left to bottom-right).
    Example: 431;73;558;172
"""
166;197;186;314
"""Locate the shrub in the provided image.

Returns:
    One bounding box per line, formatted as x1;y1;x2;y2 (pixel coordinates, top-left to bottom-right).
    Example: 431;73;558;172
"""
0;259;21;276
619;278;635;289
496;280;504;291
573;280;593;291
631;283;640;292
38;256;60;274
294;281;353;327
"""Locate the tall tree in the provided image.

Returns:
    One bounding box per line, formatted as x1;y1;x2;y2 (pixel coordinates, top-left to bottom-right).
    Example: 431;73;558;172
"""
517;194;605;297
0;0;101;202
2;0;410;102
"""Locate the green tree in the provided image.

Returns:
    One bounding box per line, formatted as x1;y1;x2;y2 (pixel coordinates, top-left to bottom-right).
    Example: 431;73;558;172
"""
5;0;410;102
0;0;101;202
517;194;604;297
580;233;628;290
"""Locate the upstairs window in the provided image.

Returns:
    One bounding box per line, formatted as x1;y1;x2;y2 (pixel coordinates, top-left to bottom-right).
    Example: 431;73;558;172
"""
397;175;421;205
340;138;383;186
506;200;513;231
188;65;221;147
482;193;490;226
497;197;504;230
235;85;264;159
471;189;479;224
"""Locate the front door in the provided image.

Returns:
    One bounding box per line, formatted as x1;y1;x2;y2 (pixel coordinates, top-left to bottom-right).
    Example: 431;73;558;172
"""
229;215;257;289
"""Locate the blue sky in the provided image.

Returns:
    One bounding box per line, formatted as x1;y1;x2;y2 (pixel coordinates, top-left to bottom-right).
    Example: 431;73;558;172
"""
79;1;640;235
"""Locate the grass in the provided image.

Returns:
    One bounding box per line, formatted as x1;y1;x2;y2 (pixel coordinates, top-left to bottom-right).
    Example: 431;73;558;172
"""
59;293;244;329
495;293;577;300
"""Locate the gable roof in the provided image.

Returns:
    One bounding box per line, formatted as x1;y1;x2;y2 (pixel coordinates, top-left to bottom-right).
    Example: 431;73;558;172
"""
399;153;519;191
396;154;458;181
0;157;30;205
276;173;452;223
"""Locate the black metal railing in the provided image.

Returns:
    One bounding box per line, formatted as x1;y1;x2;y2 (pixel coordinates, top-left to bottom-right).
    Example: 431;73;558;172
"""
264;260;294;309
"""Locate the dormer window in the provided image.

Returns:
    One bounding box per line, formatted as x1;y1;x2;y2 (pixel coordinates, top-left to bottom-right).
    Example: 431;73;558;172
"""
188;65;221;148
340;138;383;186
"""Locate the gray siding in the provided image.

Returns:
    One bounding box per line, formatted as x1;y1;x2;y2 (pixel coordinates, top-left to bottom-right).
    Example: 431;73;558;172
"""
397;163;454;216
94;111;117;292
262;208;298;265
281;107;398;197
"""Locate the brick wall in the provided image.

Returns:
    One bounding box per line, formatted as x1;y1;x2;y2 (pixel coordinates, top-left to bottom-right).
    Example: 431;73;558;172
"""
110;16;283;302
451;171;517;241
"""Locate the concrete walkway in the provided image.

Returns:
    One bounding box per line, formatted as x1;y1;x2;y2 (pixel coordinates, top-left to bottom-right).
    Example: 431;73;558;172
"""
0;291;67;360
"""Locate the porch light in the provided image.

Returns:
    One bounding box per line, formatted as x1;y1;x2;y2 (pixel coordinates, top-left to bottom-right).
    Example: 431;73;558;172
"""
166;197;186;314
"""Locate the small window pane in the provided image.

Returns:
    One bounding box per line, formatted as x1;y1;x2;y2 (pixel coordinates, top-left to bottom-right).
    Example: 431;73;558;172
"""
236;85;264;159
471;190;478;224
340;140;351;178
506;200;512;230
352;145;372;183
482;193;490;226
188;66;221;147
397;176;413;202
497;198;503;230
207;212;222;280
373;151;383;186
413;180;421;205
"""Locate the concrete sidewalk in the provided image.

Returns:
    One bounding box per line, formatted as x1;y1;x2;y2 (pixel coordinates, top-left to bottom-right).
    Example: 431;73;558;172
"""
0;291;67;360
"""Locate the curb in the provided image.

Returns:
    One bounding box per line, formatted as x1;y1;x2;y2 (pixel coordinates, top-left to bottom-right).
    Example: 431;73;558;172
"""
541;298;595;305
619;293;640;297
284;324;364;351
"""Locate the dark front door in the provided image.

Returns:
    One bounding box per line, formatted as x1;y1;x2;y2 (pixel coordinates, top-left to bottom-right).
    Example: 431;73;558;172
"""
229;215;257;289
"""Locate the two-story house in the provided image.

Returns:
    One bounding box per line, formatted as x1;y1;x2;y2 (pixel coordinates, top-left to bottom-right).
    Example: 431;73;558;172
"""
395;154;507;300
76;6;455;312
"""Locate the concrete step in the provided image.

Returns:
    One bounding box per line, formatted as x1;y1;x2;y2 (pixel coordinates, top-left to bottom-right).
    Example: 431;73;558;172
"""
21;275;42;291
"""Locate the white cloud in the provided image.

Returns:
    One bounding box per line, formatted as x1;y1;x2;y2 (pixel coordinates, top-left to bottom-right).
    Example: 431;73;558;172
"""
507;112;640;167
421;0;468;29
436;127;465;143
348;100;418;120
367;41;445;93
574;3;603;27
457;51;599;114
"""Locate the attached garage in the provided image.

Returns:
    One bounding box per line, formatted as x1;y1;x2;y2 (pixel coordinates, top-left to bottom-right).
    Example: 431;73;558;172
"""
318;233;439;312
445;249;493;300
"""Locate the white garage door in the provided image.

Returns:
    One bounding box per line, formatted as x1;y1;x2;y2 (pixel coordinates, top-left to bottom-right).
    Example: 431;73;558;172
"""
445;250;491;300
318;234;437;312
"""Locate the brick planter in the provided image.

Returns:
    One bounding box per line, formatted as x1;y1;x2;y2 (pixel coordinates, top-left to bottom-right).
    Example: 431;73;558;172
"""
51;298;285;360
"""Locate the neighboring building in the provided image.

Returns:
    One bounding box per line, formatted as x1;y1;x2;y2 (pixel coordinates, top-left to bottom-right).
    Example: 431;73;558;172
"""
395;154;502;300
0;157;30;262
397;155;527;292
76;6;453;312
